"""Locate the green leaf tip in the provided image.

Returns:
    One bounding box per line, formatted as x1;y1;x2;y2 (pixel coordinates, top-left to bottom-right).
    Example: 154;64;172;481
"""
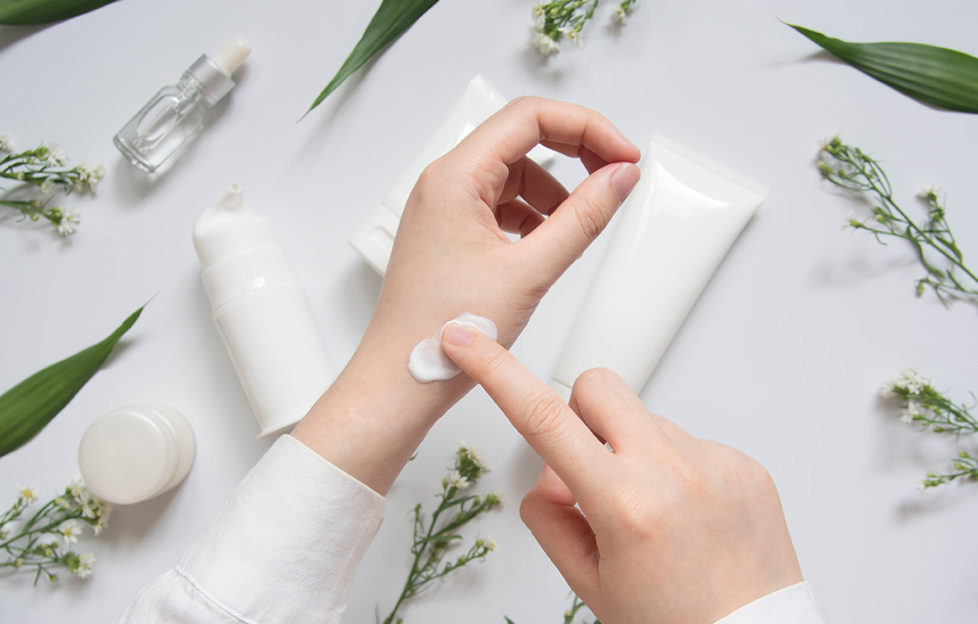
302;0;440;118
787;22;978;114
0;303;146;458
0;0;119;25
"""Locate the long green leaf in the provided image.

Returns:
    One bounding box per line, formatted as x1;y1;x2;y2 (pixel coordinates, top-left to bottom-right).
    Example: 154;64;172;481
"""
303;0;440;118
0;304;144;458
0;0;118;25
788;23;978;114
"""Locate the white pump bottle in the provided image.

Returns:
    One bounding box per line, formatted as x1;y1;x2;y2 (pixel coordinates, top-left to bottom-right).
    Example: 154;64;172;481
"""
193;184;335;436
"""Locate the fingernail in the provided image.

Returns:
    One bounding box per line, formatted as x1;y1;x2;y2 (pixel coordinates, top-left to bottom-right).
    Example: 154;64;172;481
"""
610;163;640;201
442;323;475;347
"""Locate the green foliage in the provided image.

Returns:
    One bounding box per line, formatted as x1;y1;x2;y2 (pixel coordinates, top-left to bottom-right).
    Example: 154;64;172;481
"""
0;0;118;25
788;23;978;113
531;1;635;55
0;137;103;237
563;594;600;624
881;368;978;489
817;137;977;306
0;305;144;458
381;444;500;624
0;479;109;584
304;0;440;117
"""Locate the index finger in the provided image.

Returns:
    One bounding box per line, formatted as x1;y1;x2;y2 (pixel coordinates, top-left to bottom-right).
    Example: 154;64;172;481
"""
440;323;613;497
453;96;640;169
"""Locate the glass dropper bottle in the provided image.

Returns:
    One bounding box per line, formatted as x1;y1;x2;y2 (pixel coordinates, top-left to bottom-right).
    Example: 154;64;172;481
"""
113;38;251;173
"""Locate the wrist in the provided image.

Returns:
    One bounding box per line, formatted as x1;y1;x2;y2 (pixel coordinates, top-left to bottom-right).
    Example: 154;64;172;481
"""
291;323;471;494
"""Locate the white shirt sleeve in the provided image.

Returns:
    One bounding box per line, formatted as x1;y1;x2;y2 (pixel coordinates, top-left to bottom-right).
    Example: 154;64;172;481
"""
713;581;827;624
113;434;385;624
114;434;827;624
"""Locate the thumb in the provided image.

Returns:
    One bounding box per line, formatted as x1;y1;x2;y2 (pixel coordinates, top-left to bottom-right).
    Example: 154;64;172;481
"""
520;465;600;602
519;161;639;275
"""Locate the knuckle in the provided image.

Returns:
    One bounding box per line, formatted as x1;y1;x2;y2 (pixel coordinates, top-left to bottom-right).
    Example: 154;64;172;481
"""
702;444;774;492
520;391;569;441
608;489;655;539
506;95;539;112
480;346;510;379
573;196;609;243
519;494;542;527
574;367;616;394
743;456;775;489
416;159;443;187
674;466;711;501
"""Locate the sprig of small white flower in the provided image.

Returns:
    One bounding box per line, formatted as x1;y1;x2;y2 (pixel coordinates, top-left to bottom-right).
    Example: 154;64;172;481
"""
531;0;636;56
382;444;501;624
0;134;103;238
881;367;978;489
818;136;977;306
0;478;110;585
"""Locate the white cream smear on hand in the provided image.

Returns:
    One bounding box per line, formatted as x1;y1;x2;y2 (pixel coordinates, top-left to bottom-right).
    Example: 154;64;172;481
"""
408;312;497;383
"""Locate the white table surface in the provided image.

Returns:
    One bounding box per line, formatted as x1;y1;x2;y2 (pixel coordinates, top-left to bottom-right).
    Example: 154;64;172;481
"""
2;0;978;622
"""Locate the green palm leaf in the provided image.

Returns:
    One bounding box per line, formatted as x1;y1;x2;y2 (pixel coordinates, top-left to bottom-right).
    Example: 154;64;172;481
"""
0;0;118;25
0;304;144;458
788;23;978;114
304;0;440;117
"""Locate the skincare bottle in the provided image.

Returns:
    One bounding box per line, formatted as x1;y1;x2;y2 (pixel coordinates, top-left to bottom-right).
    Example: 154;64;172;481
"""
78;404;195;505
113;38;251;173
194;183;335;436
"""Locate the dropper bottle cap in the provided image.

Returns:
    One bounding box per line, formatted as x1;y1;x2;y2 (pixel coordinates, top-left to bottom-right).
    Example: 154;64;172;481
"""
189;37;252;105
213;37;252;75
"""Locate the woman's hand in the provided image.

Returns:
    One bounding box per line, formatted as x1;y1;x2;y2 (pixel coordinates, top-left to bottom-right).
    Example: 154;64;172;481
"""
441;326;804;624
376;96;640;352
294;97;640;494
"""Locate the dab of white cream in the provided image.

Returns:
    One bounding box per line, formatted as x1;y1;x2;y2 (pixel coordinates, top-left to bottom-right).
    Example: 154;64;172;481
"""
408;312;497;383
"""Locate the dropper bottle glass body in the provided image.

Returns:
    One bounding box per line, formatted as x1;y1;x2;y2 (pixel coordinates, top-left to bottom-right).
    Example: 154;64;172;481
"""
114;38;250;173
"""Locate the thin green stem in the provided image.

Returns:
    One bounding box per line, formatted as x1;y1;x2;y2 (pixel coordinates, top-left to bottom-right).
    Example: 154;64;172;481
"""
381;447;499;624
820;138;978;304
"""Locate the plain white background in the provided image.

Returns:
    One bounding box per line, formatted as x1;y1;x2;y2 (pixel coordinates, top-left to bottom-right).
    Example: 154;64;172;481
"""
2;0;977;621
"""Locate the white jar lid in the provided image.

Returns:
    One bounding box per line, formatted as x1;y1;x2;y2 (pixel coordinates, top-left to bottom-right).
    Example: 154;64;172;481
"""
78;404;195;505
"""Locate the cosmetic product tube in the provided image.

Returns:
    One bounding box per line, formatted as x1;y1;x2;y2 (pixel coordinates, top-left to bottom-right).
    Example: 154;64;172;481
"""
78;404;195;505
551;134;768;401
349;75;553;275
194;183;335;436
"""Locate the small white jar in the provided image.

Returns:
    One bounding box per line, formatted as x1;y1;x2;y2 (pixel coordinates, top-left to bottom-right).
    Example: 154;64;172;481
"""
78;404;196;505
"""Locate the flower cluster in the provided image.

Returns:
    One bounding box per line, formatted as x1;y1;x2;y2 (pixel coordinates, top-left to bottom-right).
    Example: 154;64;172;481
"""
382;444;501;624
0;134;104;238
880;367;978;488
531;0;636;56
817;136;977;306
0;478;110;584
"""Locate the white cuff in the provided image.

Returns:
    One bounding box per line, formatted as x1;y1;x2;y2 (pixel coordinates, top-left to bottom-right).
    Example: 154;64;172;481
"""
714;581;827;624
177;434;385;623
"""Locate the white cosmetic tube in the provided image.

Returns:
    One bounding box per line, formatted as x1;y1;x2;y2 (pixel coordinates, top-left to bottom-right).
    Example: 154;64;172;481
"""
551;134;768;400
349;76;553;275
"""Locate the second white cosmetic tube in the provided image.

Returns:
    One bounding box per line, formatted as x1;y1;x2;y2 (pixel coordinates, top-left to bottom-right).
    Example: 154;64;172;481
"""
348;76;553;275
551;134;768;400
